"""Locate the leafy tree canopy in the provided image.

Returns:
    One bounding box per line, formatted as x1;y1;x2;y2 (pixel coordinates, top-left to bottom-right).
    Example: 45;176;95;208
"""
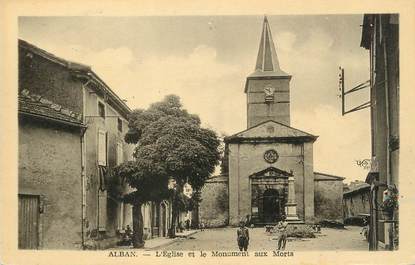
112;161;170;204
124;94;221;194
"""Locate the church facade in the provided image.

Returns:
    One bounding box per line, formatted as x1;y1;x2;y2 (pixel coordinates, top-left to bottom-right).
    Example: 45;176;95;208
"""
199;17;344;226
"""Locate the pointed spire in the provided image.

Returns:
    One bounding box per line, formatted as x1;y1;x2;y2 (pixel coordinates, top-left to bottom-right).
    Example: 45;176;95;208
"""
251;16;289;77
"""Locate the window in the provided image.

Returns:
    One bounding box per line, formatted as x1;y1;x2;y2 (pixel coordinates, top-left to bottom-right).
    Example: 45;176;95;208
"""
98;101;105;119
117;118;123;132
98;130;107;166
116;142;123;166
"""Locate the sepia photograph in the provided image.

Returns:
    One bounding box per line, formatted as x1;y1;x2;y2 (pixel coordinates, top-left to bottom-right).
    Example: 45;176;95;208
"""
15;14;399;253
2;1;415;263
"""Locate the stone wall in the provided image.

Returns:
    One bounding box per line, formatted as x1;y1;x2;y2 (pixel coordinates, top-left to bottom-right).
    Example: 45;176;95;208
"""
19;42;84;114
199;176;229;227
246;78;291;127
343;186;370;219
19;118;83;249
314;173;344;223
228;140;315;225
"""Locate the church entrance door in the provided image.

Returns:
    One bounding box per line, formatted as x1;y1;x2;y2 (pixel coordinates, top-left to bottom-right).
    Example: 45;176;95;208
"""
262;189;279;223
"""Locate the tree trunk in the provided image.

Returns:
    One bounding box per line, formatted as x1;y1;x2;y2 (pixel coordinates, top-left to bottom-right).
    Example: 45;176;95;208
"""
132;203;145;248
191;204;199;229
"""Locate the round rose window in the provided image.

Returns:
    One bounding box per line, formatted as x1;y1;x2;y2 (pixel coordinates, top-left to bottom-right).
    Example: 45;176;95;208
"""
264;149;279;163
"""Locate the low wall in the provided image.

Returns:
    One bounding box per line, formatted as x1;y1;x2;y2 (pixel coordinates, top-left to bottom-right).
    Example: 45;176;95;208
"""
199;176;229;227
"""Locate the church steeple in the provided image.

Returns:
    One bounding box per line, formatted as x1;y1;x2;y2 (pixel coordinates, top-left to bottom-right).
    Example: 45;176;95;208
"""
245;16;292;128
250;16;289;78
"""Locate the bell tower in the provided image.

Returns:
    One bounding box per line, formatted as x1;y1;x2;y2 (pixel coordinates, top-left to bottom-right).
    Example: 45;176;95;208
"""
245;16;292;128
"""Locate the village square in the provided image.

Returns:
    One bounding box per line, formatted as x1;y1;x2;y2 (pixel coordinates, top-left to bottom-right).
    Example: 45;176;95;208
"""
16;14;399;252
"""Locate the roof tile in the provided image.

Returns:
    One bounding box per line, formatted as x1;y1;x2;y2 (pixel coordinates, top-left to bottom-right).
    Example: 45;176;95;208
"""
19;90;83;126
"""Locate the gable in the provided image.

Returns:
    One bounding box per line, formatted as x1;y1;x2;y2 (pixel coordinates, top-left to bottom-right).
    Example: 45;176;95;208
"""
226;120;317;143
249;167;292;179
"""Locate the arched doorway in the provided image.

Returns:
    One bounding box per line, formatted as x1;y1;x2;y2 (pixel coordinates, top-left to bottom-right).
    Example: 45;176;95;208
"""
262;189;279;223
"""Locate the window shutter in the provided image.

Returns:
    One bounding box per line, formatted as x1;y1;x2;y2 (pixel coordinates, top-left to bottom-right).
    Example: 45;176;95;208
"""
98;130;107;166
98;190;107;231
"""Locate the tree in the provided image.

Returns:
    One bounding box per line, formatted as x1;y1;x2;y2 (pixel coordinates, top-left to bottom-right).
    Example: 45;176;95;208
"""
111;161;170;247
122;95;221;241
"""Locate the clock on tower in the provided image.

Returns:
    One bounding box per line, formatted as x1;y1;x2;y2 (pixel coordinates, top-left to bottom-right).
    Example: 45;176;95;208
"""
244;16;292;128
264;85;275;102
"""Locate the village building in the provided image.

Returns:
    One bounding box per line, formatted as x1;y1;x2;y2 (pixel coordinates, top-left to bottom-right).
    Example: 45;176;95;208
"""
200;17;344;227
360;14;399;250
18;40;174;249
18;90;86;249
343;181;370;224
18;39;135;249
313;172;345;223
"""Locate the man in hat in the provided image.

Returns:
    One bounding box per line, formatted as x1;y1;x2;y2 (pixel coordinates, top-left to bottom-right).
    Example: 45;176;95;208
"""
236;221;249;251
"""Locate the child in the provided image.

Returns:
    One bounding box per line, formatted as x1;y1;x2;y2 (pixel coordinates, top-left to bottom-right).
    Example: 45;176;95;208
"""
276;216;288;250
237;221;250;251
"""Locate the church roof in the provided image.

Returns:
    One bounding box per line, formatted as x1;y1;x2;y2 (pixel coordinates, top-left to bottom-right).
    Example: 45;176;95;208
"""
248;16;290;79
225;120;318;143
314;172;345;181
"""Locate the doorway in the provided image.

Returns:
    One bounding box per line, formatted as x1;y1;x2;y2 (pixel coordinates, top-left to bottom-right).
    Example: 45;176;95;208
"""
160;203;167;237
151;203;160;237
18;194;40;249
262;189;279;223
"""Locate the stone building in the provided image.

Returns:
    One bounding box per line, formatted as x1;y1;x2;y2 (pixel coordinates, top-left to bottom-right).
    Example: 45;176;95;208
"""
199;175;229;227
19;39;209;249
200;17;344;226
141;201;172;240
314;172;345;223
343;182;370;222
360;14;399;250
18;39;135;249
18;90;86;249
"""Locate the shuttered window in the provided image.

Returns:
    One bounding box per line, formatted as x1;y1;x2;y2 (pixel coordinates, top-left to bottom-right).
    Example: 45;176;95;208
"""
117;118;123;132
98;130;107;166
98;101;105;119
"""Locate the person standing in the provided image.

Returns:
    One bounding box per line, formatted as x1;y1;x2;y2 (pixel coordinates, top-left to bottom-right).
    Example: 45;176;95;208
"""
185;218;190;231
245;214;251;226
237;221;250;251
276;216;288;250
199;222;205;231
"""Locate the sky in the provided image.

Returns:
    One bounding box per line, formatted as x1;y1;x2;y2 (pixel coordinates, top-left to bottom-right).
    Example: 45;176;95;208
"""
19;15;372;183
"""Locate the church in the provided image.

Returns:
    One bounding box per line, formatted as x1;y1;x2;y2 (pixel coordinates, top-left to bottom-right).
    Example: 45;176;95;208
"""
199;17;345;226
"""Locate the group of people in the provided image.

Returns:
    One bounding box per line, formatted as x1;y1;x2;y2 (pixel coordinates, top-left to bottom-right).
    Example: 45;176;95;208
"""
177;218;192;232
119;217;290;251
236;215;289;251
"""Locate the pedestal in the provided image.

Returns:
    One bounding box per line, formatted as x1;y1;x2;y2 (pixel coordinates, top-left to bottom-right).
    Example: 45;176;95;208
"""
285;175;301;223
